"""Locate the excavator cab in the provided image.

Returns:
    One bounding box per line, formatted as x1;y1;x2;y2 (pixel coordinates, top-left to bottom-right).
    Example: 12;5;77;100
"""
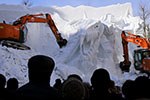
134;49;150;72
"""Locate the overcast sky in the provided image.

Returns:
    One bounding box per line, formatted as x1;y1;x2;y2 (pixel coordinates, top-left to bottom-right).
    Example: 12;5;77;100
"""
0;0;149;16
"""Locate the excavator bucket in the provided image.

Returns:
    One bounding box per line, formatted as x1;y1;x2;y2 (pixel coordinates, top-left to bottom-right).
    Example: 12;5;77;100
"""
120;61;131;72
57;39;67;48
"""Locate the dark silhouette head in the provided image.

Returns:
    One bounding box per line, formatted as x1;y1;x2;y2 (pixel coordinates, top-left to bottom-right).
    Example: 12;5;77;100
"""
67;74;82;82
122;79;136;99
0;74;6;89
7;78;18;90
53;78;62;89
28;55;55;83
55;78;61;84
134;76;150;98
91;68;111;90
61;77;85;100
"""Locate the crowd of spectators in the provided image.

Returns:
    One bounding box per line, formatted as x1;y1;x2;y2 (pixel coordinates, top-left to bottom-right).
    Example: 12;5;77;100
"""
0;54;150;100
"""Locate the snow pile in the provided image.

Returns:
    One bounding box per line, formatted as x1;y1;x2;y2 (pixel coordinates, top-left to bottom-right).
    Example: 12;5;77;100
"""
0;3;144;86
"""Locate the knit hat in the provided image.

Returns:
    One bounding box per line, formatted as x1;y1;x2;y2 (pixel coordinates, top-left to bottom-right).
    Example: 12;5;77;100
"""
61;78;85;100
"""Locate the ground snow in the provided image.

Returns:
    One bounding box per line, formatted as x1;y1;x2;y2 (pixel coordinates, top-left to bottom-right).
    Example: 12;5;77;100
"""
0;3;145;87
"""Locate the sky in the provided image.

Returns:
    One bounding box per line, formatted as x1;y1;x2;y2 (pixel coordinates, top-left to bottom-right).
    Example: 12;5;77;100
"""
0;0;149;16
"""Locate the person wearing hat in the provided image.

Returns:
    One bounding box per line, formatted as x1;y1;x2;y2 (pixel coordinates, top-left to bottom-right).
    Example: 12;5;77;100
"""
16;55;60;100
61;74;86;100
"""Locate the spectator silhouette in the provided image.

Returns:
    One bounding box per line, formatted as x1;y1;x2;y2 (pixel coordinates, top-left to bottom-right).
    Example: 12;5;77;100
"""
83;82;90;100
61;74;85;100
53;78;62;90
7;78;18;90
67;74;83;82
65;74;90;100
0;73;8;100
122;79;136;100
89;68;111;100
0;74;6;89
89;68;124;100
134;76;150;99
16;55;60;100
122;76;150;100
108;80;122;97
6;78;18;100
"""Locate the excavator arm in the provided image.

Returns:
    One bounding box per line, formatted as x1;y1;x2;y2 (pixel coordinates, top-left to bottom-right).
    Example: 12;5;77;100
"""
45;14;67;48
120;31;131;72
13;13;67;48
120;31;150;72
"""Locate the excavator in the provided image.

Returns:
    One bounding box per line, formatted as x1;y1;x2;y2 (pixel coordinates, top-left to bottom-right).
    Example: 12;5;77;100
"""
0;13;67;50
120;31;150;73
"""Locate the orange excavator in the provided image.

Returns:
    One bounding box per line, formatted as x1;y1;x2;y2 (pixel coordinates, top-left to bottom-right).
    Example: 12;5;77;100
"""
120;31;150;73
0;13;67;50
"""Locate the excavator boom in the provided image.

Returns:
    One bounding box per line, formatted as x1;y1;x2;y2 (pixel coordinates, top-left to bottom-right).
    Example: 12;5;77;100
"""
122;32;150;49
